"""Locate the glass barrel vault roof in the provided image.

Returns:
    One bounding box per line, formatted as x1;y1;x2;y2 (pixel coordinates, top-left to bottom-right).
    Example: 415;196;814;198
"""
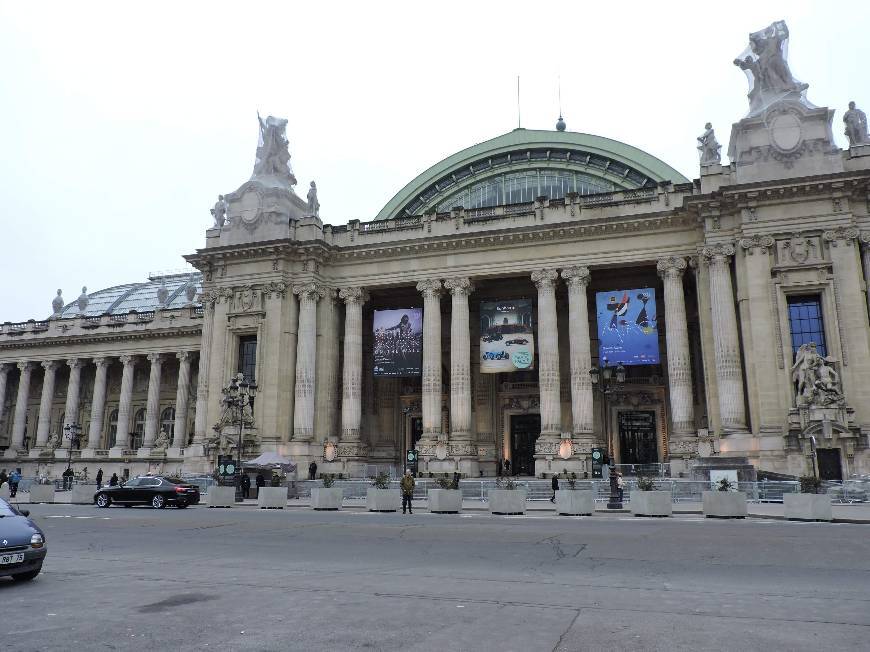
56;273;202;318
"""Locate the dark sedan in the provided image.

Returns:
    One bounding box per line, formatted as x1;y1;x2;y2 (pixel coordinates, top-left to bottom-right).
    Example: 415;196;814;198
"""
0;498;46;582
94;476;200;509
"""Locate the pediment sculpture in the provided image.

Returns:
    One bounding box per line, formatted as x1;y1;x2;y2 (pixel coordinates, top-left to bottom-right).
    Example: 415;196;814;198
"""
791;342;844;406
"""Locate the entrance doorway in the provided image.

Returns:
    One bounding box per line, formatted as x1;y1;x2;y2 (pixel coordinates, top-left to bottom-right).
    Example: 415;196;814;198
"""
510;414;540;476
617;411;658;465
817;448;842;480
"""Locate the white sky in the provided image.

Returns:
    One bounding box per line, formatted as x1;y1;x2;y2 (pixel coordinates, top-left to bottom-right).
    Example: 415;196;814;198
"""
1;0;868;322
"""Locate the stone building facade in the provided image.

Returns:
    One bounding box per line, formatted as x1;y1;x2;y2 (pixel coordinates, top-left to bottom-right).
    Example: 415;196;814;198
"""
2;23;869;480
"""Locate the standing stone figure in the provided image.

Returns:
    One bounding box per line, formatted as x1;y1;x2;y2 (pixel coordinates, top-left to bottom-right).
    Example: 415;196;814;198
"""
77;287;89;313
307;181;320;217
52;289;64;317
791;342;843;405
156;280;169;307
733;20;808;113
843;101;868;147
697;123;722;165
210;195;227;227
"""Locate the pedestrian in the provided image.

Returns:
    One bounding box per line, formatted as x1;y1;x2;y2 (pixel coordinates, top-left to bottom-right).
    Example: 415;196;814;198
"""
551;474;559;503
453;471;460;489
242;473;252;498
308;461;318;481
504;459;511;476
616;472;624;502
400;468;415;514
9;468;21;498
62;467;73;491
0;469;7;488
109;472;119;487
256;473;265;496
96;468;104;489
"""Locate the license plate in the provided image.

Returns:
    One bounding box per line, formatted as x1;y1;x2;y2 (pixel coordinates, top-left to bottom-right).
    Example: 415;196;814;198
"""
0;552;24;565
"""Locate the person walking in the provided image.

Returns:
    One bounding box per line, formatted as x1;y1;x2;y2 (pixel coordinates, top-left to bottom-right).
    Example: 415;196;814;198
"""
551;474;559;503
308;461;318;481
96;468;104;489
400;469;415;514
242;473;252;499
9;468;21;498
255;473;265;496
504;459;511;476
109;472;119;487
616;472;625;502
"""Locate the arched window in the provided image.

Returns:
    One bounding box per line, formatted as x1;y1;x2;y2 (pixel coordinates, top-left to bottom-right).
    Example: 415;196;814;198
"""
106;409;119;449
161;407;176;439
132;408;146;450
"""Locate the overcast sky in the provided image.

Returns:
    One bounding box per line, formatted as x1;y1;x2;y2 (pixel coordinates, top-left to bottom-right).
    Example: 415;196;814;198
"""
1;1;868;322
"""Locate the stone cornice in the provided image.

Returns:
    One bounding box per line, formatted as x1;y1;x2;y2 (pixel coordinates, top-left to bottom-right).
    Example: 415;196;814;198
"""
0;326;202;352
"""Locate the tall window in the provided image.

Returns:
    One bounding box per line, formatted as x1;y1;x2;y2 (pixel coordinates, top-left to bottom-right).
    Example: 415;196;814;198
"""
107;409;119;449
238;335;257;383
132;408;146;450
161;407;176;439
787;296;827;357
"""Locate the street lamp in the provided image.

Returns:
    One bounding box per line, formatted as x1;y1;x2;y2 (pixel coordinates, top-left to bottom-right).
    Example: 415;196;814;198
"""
589;358;626;509
63;423;81;490
220;373;258;499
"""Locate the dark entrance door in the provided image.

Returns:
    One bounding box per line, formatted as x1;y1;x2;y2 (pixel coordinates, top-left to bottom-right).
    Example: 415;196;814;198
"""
411;417;423;447
510;414;540;476
618;411;658;465
817;448;842;480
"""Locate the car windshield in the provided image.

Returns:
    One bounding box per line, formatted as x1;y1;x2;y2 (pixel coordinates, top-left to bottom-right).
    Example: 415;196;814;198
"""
0;499;20;517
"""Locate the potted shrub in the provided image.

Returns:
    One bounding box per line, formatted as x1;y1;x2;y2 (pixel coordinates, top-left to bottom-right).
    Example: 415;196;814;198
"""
556;472;594;516
429;476;462;514
311;474;343;510
489;477;527;515
784;476;832;521
366;472;400;512
630;476;672;517
702;477;747;518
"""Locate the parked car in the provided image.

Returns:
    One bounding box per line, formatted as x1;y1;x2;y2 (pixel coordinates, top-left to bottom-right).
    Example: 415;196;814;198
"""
94;476;201;509
505;338;529;346
0;497;46;582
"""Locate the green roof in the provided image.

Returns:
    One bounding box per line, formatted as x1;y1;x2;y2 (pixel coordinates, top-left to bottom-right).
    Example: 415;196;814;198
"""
376;129;689;220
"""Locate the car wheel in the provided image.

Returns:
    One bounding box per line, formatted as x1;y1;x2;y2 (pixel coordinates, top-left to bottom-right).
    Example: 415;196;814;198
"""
12;568;41;582
152;495;166;509
96;493;112;508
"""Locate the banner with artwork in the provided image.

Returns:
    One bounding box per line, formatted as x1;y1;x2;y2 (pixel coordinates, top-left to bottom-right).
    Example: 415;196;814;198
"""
479;299;534;373
373;308;423;376
595;288;660;365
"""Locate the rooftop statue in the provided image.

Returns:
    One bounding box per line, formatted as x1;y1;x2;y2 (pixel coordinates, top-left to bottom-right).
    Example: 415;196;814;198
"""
733;20;809;114
844;101;868;147
77;287;89;313
210;194;227;227
307;181;320;217
51;289;64;317
252;113;297;186
697;122;721;165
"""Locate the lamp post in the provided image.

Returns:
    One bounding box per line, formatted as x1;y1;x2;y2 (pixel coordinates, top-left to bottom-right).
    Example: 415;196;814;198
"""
63;423;81;490
589;358;626;509
220;373;258;500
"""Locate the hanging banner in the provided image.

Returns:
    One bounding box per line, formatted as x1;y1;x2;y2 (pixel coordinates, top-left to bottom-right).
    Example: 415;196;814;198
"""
479;299;535;373
595;288;659;366
373;308;423;376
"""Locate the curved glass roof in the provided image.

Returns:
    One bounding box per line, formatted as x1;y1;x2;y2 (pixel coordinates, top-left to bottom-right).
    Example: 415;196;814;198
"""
376;128;689;220
56;273;202;318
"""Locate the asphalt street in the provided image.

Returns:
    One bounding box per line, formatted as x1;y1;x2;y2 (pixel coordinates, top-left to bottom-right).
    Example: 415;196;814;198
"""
1;504;868;651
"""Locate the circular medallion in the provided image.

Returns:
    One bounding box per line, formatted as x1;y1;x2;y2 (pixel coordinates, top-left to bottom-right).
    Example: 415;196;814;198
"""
435;443;448;460
511;351;532;369
558;439;573;460
324;442;337;462
769;111;802;153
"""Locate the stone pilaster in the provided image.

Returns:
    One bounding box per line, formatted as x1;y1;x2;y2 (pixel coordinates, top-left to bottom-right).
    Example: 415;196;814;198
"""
314;288;339;443
292;283;323;441
113;355;136;451
339;287;368;444
561;266;594;446
416;279;443;446
6;362;31;455
173;351;193;448
702;244;747;433
61;358;83;448
532;269;562;439
657;257;695;447
35;361;58;447
0;364;10;437
86;358;109;449
141;353;163;450
193;299;215;444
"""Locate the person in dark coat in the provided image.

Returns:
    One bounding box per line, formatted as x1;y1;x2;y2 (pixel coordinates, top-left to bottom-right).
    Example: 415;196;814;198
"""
242;473;252;498
504;459;511;475
96;468;104;489
109;473;119;487
308;461;318;481
551;475;559;503
0;469;7;488
255;473;266;494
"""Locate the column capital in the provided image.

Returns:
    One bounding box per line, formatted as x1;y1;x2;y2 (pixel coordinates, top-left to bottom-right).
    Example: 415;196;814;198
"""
92;357;109;369
561;266;591;288
338;287;370;305
738;235;775;255
531;268;559;289
0;362;10;375
700;243;735;265
656;256;688;279
66;358;83;370
416;279;442;298
823;227;859;247
263;281;288;300
17;361;33;373
292;282;326;302
147;352;163;364
444;277;474;296
176;350;193;364
41;360;57;372
119;354;136;367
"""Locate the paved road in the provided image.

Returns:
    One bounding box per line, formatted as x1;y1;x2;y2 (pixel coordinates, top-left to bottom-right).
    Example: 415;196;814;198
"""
2;505;868;651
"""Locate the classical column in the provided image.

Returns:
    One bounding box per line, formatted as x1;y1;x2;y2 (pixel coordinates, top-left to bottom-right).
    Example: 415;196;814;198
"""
339;287;368;442
561;266;594;444
193;299;215;444
61;358;83;448
172;351;193;448
86;357;109;449
657;257;695;446
702;244;747;433
142;353;163;448
35;361;58;447
292;283;322;441
416;279;443;445
0;364;10;434
444;277;474;444
113;355;136;450
9;362;33;451
532;269;562;440
314;288;339;442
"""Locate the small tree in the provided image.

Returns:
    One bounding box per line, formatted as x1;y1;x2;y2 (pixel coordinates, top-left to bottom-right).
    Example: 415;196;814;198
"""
321;474;336;488
436;476;458;490
566;472;578;490
369;471;390;489
636;476;656;491
716;477;735;492
496;476;518;490
799;475;823;494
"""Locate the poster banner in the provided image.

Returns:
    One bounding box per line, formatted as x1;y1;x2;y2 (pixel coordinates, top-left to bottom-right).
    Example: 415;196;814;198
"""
479;299;534;373
595;288;660;366
373;308;423;376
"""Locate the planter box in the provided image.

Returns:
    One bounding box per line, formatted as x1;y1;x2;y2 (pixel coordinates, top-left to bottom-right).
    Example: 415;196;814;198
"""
28;484;56;504
784;493;832;521
428;489;462;513
311;487;344;510
257;486;287;509
556;490;594;515
631;490;672;517
489;489;527;515
207;486;237;508
366;488;401;512
71;485;97;505
702;491;747;518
